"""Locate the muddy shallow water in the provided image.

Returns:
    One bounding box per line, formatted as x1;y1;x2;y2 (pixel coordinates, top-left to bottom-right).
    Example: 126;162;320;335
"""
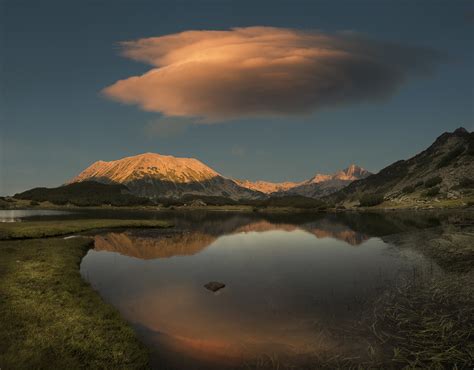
79;211;448;369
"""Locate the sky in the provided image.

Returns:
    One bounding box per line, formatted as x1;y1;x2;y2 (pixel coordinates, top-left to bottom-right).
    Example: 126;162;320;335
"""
1;0;473;195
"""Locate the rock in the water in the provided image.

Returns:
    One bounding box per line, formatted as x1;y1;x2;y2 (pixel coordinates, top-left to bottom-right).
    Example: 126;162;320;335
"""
204;281;225;292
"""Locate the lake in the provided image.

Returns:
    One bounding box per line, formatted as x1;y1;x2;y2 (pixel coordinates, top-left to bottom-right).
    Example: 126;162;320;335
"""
0;209;72;222
78;210;452;369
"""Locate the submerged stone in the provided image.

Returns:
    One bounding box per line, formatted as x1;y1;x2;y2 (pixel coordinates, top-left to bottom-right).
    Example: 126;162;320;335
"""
204;281;226;292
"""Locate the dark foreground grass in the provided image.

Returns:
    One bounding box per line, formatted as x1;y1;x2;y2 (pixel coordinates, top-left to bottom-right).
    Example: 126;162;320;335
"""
0;236;150;369
245;272;474;370
0;219;171;240
370;272;474;368
251;226;474;369
363;225;474;368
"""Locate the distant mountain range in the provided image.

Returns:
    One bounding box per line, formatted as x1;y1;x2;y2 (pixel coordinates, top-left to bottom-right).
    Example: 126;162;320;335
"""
13;127;473;208
235;164;371;198
69;153;370;200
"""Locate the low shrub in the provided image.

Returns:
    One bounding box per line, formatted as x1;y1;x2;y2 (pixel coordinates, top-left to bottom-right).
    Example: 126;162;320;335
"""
424;176;442;188
402;185;415;194
414;180;424;188
359;193;385;207
423;187;440;197
51;199;68;206
437;146;465;168
467;135;474;155
458;177;474;189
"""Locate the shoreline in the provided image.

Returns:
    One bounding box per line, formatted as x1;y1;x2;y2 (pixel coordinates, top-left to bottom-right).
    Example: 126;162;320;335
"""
0;219;171;368
2;201;473;214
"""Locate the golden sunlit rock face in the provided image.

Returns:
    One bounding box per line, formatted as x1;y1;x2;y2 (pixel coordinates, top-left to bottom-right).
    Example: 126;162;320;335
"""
103;26;440;121
235;164;371;196
70;152;220;184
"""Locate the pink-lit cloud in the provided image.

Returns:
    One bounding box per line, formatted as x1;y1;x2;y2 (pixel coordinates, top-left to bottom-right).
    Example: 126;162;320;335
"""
103;27;441;122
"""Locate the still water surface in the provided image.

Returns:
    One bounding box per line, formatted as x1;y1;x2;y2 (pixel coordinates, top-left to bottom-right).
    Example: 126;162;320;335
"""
79;212;442;369
0;209;72;222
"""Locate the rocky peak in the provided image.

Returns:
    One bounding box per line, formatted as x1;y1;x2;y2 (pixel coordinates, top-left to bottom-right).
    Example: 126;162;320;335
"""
453;127;468;135
432;127;471;148
339;164;371;179
308;165;370;183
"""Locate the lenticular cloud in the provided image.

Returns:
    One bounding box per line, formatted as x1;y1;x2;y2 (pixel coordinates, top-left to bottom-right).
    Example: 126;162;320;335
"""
103;26;441;122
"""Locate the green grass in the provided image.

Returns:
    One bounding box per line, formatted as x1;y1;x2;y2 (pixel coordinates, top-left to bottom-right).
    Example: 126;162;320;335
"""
0;237;150;369
0;219;171;240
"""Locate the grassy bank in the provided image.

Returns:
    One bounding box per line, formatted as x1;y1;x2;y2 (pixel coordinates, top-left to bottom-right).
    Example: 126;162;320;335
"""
0;219;171;240
0;219;172;368
0;237;150;368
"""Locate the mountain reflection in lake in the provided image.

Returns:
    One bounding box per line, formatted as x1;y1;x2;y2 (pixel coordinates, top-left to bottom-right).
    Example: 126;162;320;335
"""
80;212;442;369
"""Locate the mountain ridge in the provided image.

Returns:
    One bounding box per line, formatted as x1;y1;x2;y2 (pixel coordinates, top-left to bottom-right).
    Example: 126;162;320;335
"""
327;127;473;206
233;164;371;197
71;154;369;200
12;127;473;207
70;152;261;200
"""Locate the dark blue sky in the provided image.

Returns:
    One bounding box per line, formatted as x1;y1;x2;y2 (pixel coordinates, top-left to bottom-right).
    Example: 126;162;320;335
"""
1;0;473;195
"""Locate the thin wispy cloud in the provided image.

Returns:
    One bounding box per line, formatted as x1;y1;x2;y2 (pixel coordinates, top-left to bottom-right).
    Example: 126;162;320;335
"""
103;26;442;122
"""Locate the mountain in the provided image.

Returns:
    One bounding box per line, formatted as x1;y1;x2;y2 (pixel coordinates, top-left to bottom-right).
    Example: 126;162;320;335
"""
14;181;151;206
283;164;371;198
328;127;474;206
13;128;472;208
234;164;371;198
233;179;300;194
69;153;262;200
69;152;370;200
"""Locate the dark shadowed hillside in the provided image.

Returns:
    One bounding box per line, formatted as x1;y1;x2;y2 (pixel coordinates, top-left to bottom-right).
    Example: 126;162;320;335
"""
328;128;474;207
14;181;151;206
